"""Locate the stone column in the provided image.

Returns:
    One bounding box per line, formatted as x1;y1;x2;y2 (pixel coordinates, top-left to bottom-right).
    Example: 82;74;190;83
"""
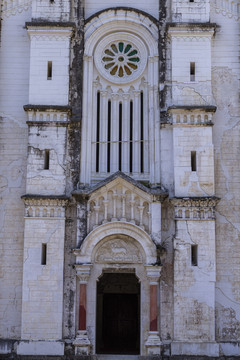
73;264;92;355
145;265;162;355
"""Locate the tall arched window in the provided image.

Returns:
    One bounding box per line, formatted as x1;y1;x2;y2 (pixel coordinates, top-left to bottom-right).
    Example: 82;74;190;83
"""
80;10;159;185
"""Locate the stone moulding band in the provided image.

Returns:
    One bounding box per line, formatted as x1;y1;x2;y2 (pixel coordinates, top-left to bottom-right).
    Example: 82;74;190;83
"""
25;21;76;29
21;194;69;207
171;197;220;221
23;104;72;112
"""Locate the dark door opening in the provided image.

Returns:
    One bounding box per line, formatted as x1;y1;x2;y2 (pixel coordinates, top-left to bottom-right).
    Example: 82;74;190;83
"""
96;272;140;355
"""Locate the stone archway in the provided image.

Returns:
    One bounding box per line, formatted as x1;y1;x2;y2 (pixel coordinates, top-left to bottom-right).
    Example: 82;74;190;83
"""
74;223;162;356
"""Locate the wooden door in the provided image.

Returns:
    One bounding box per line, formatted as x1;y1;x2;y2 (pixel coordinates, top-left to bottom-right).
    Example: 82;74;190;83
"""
101;293;140;354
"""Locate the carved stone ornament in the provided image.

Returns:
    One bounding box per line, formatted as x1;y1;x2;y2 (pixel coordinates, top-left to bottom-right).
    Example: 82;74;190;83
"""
171;197;219;208
145;331;162;355
170;197;220;220
73;330;91;355
94;32;147;84
95;238;143;264
75;264;92;283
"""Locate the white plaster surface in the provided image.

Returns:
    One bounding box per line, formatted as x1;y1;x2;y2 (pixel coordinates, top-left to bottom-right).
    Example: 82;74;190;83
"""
85;0;159;19
17;341;64;355
0;7;30;340
26;125;67;195
28;28;72;105
21;217;65;340
171;342;219;356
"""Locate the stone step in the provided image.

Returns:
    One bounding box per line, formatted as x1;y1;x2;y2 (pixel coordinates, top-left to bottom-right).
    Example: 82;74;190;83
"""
96;356;139;360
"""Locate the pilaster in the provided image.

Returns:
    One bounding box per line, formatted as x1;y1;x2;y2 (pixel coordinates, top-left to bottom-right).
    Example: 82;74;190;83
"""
73;265;92;355
145;266;162;355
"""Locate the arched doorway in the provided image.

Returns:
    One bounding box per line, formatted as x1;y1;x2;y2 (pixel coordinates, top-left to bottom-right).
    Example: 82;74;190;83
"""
73;221;162;356
96;272;140;354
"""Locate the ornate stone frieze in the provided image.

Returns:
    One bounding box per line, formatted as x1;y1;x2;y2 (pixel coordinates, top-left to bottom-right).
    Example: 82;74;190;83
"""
26;25;74;41
24;105;71;124
171;197;220;220
87;182;151;233
1;0;31;18
95;238;143;264
213;0;240;21
168;106;216;125
22;196;69;218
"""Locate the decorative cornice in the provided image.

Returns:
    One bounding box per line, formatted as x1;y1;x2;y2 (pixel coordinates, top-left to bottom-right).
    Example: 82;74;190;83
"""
25;21;76;29
167;22;217;31
24;105;71;124
22;194;69;207
72;171;168;201
22;195;69;218
168;105;216;112
168;106;216;126
170;197;220;220
171;197;220;207
26;121;69;127
24;105;72;112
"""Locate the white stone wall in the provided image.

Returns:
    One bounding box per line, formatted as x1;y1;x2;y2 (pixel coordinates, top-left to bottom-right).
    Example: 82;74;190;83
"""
169;27;214;106
28;27;72;105
26;124;67;195
211;2;240;350
85;0;159;19
173;219;216;342
31;0;70;21
172;0;210;22
173;125;214;197
21;215;65;340
0;7;31;339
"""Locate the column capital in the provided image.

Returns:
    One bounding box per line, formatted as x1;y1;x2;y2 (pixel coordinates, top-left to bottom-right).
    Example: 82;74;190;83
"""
75;264;92;283
145;265;162;284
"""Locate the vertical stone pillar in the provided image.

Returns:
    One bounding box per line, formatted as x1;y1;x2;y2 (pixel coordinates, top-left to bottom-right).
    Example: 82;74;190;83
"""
145;265;162;355
73;264;92;355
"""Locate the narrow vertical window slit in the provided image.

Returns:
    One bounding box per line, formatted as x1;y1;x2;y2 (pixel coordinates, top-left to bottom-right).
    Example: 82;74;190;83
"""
140;91;144;173
190;62;195;81
107;100;111;172
119;103;122;171
47;61;52;80
96;92;100;173
129;100;133;173
41;243;47;265
191;151;197;171
44;149;50;170
191;245;198;266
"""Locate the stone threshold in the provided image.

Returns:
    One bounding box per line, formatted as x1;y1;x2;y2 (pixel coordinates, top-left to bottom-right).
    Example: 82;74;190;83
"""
1;356;240;360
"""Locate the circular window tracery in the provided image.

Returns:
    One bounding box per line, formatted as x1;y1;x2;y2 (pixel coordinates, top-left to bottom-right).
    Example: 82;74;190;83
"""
102;42;140;78
94;33;147;84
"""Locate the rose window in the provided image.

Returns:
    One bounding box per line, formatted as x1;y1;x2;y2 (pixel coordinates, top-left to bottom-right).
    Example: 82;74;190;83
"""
102;42;140;78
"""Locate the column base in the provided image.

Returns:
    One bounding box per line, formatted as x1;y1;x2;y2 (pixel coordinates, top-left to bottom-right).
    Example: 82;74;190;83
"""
73;330;91;355
145;331;162;355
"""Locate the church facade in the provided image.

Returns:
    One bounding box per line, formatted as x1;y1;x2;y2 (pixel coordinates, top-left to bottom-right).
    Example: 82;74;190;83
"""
0;0;240;358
